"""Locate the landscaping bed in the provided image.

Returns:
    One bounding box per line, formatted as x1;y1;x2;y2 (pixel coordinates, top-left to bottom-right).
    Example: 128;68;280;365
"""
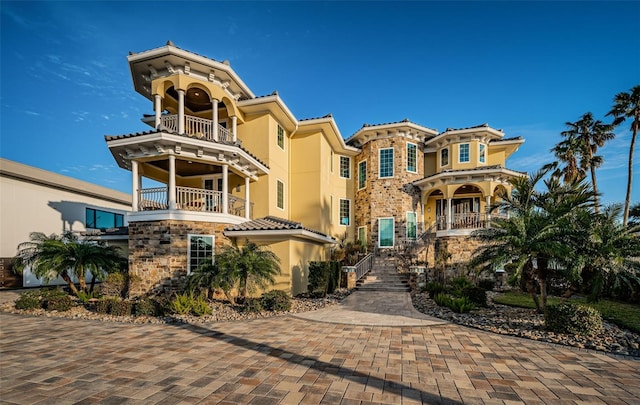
412;290;640;358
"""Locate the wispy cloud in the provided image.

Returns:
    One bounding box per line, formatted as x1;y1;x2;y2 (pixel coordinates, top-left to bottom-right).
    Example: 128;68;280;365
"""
24;110;41;116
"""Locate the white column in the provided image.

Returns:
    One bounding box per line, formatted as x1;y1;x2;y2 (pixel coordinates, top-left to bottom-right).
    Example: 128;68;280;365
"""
222;164;228;214
485;195;492;225
244;176;250;219
212;99;219;141
177;89;185;134
168;155;176;210
231;115;237;143
154;94;162;129
446;198;452;230
131;160;139;212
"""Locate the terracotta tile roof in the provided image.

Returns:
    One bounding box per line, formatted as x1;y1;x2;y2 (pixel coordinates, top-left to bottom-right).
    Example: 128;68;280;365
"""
442;123;500;133
104;130;269;169
299;113;333;122
225;216;334;239
490;136;523;143
354;118;437;134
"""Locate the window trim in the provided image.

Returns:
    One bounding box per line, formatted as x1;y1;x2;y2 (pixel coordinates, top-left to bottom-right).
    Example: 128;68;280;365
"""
358;160;367;190
406;211;417;240
378;217;395;248
339;155;351;179
276;179;285;210
406;142;418;173
458;143;470;164
440;147;450;167
277;124;285;151
330;195;334;225
479;143;486;164
187;234;215;275
339;198;351;226
378;148;394;179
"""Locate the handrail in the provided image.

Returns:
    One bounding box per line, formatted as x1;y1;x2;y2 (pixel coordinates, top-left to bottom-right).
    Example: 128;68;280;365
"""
160;114;233;143
352;253;374;281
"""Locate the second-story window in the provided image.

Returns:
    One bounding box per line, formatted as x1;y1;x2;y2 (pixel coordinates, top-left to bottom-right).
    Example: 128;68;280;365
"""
441;148;449;167
339;199;350;226
276;179;285;210
339;156;350;178
379;148;394;178
407;143;417;173
459;143;470;163
479;144;486;163
277;124;285;150
358;160;367;189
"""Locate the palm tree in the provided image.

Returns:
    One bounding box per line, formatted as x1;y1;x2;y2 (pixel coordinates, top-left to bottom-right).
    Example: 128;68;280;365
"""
14;232;125;296
470;170;595;312
562;112;615;213
607;85;640;225
547;130;587;183
216;240;281;300
185;261;236;303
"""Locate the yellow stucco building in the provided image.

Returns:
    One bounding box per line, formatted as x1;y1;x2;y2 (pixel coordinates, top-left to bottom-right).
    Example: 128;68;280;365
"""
106;42;524;295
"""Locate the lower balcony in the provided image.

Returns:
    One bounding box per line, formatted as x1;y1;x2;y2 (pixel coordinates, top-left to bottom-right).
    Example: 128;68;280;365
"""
435;213;507;235
136;186;253;219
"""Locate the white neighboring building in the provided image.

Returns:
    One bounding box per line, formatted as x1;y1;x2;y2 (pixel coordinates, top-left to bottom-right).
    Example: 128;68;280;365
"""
0;158;131;287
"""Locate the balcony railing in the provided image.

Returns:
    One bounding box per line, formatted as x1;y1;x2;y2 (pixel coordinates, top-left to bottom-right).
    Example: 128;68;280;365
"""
160;114;232;143
138;186;252;218
436;213;507;231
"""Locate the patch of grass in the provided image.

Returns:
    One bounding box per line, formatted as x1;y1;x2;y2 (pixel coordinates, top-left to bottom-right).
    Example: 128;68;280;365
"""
494;291;640;333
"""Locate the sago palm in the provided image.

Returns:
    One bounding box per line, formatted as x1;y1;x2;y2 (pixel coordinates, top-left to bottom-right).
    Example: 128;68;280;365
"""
14;232;125;296
607;84;640;225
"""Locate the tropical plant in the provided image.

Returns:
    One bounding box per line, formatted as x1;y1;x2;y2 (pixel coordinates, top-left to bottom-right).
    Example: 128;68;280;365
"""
185;261;236;303
470;169;595;313
546;129;587;183
560;112;615;213
218;241;281;300
607;84;640;225
14;232;126;296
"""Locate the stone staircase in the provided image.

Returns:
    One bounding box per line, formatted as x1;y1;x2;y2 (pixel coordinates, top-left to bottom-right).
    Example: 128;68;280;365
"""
355;256;410;292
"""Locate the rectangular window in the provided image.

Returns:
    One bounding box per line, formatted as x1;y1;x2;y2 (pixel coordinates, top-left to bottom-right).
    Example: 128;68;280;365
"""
85;208;124;229
379;148;394;178
277;124;285;150
339;156;350;178
339;199;350;226
479;144;486;163
407;143;417;173
276;179;284;210
357;226;367;245
378;217;394;248
188;235;214;274
441;148;449;167
406;212;417;240
358;160;367;189
459;143;470;163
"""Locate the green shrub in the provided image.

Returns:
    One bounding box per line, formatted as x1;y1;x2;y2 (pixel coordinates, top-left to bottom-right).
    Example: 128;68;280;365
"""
109;299;132;316
190;295;211;316
478;279;495;291
433;292;451;307
100;272;126;298
169;293;195;315
308;261;330;297
448;296;476;313
44;294;74;312
424;282;445;299
133;298;157;316
462;286;487;307
14;290;43;310
76;291;99;304
327;261;342;294
95;298;112;314
242;298;263;313
449;277;473;296
545;302;603;336
260;290;292;312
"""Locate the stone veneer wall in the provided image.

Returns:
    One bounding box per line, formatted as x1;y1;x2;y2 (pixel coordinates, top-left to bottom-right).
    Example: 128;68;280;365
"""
435;235;486;279
128;220;231;296
354;136;424;249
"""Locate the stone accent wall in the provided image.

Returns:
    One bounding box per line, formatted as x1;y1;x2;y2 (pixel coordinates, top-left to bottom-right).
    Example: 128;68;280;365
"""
434;235;486;280
128;220;231;297
354;137;423;249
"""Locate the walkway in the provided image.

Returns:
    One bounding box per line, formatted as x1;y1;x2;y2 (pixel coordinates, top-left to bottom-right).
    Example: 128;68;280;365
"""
1;290;639;404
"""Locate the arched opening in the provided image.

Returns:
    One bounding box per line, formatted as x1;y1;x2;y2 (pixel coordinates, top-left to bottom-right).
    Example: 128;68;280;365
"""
447;184;484;230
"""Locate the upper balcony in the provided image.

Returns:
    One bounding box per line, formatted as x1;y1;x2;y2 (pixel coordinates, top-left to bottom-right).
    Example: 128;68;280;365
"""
143;114;234;144
138;186;253;218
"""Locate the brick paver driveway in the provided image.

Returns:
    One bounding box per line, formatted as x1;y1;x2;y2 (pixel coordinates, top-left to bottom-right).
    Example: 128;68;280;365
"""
1;310;638;405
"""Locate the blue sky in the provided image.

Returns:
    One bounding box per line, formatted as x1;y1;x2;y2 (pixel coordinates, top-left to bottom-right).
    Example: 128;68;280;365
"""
1;1;639;204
